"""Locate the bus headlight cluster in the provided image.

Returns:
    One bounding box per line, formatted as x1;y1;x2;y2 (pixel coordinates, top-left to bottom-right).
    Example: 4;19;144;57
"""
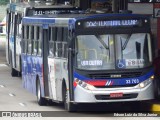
139;75;154;88
74;78;95;90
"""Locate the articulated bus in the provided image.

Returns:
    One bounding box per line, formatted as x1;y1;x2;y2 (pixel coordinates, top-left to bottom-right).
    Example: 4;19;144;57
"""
21;13;155;111
6;0;80;76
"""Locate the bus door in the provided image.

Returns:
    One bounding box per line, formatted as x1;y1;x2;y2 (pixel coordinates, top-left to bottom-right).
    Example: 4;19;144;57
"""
48;27;57;100
47;27;63;101
48;27;66;101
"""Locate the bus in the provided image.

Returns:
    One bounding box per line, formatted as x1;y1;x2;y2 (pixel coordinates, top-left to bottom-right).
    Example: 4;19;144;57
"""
6;0;80;76
21;13;155;111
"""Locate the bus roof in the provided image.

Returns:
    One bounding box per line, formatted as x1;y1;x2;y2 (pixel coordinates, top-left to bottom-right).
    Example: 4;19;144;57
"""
8;1;75;9
7;1;78;14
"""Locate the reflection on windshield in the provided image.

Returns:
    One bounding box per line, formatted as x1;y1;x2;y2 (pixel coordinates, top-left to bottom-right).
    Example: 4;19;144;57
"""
76;33;152;70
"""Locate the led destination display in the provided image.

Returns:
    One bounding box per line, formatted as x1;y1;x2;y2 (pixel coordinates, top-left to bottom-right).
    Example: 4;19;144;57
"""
84;19;142;28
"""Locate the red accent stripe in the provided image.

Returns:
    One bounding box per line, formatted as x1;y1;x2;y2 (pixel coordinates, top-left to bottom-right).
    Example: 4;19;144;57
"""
85;80;107;86
73;81;77;87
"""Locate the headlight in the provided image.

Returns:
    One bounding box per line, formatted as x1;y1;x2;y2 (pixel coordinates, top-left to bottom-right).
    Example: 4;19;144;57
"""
74;78;95;90
139;75;154;88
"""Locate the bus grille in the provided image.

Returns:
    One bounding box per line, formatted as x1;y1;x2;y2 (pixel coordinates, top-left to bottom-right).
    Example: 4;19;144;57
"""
89;72;142;79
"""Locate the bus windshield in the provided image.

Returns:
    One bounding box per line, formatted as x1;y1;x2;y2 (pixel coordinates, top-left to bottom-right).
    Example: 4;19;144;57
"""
76;33;152;70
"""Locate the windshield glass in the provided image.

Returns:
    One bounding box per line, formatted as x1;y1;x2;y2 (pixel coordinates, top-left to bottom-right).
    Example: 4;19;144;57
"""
76;33;152;70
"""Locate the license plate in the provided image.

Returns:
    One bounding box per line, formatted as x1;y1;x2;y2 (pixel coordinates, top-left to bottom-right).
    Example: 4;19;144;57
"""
110;93;123;98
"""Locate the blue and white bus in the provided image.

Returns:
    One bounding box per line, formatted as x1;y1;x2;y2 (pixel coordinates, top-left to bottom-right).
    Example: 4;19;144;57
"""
21;13;155;111
6;0;80;76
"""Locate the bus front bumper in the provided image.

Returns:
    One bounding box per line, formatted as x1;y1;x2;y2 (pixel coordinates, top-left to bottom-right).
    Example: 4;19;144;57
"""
73;81;154;103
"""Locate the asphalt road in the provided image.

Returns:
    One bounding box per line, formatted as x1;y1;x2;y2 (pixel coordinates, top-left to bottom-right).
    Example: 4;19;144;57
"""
0;36;159;120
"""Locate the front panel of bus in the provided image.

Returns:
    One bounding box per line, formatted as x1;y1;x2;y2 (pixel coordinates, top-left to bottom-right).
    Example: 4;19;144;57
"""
71;15;154;102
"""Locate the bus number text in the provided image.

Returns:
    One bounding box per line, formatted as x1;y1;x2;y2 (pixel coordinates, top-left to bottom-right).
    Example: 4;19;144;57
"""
126;79;139;84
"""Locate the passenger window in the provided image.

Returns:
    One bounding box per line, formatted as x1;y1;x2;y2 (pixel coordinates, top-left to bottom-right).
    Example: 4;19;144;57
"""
27;26;32;55
62;28;68;58
37;26;42;56
49;27;57;57
55;28;62;57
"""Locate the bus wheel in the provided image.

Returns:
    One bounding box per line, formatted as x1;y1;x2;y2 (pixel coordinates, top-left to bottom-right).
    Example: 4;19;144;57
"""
11;68;18;77
63;85;76;112
37;80;47;106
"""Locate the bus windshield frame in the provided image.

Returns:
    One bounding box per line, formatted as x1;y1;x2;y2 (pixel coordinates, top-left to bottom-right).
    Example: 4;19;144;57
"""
75;33;152;70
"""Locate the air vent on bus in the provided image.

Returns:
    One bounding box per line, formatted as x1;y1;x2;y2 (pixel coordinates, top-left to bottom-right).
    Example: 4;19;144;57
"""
89;72;143;79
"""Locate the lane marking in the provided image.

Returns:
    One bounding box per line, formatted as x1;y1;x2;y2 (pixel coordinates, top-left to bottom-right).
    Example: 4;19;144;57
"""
0;64;7;67
8;93;15;97
19;103;26;107
0;85;5;88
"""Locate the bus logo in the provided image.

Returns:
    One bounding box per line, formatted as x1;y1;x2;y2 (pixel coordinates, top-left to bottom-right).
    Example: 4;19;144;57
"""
110;74;121;78
105;80;113;86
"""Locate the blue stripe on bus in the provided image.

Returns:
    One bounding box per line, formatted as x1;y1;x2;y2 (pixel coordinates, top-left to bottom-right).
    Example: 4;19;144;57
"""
22;18;55;24
74;69;154;86
22;14;148;24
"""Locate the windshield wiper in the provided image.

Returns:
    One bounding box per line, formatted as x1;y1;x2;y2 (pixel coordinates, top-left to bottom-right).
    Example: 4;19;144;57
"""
122;34;131;50
95;35;110;60
96;35;109;49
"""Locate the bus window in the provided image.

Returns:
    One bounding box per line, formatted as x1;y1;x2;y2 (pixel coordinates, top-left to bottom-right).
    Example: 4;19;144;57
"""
62;27;68;58
33;26;37;55
37;26;42;56
49;27;55;57
22;25;25;53
27;26;32;55
55;27;62;57
16;14;22;37
24;26;28;54
31;26;34;55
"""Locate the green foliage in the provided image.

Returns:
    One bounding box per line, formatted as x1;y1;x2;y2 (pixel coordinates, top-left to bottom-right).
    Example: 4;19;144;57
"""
0;0;9;5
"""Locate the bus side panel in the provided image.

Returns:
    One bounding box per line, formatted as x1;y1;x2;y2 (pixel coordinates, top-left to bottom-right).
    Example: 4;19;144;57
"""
22;54;45;96
54;58;63;101
48;58;56;100
22;54;27;89
30;56;38;95
60;59;68;100
21;54;33;93
36;56;45;97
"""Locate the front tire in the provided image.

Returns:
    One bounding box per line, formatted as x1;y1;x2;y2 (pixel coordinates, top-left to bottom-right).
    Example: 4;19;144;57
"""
37;79;47;106
11;67;18;77
63;84;76;112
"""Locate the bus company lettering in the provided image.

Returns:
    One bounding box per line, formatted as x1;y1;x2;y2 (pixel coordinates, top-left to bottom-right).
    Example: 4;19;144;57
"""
86;20;138;27
81;60;102;66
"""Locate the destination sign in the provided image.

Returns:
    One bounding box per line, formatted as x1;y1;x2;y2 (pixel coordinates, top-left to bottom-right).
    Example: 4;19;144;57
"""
27;8;81;16
84;19;142;28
